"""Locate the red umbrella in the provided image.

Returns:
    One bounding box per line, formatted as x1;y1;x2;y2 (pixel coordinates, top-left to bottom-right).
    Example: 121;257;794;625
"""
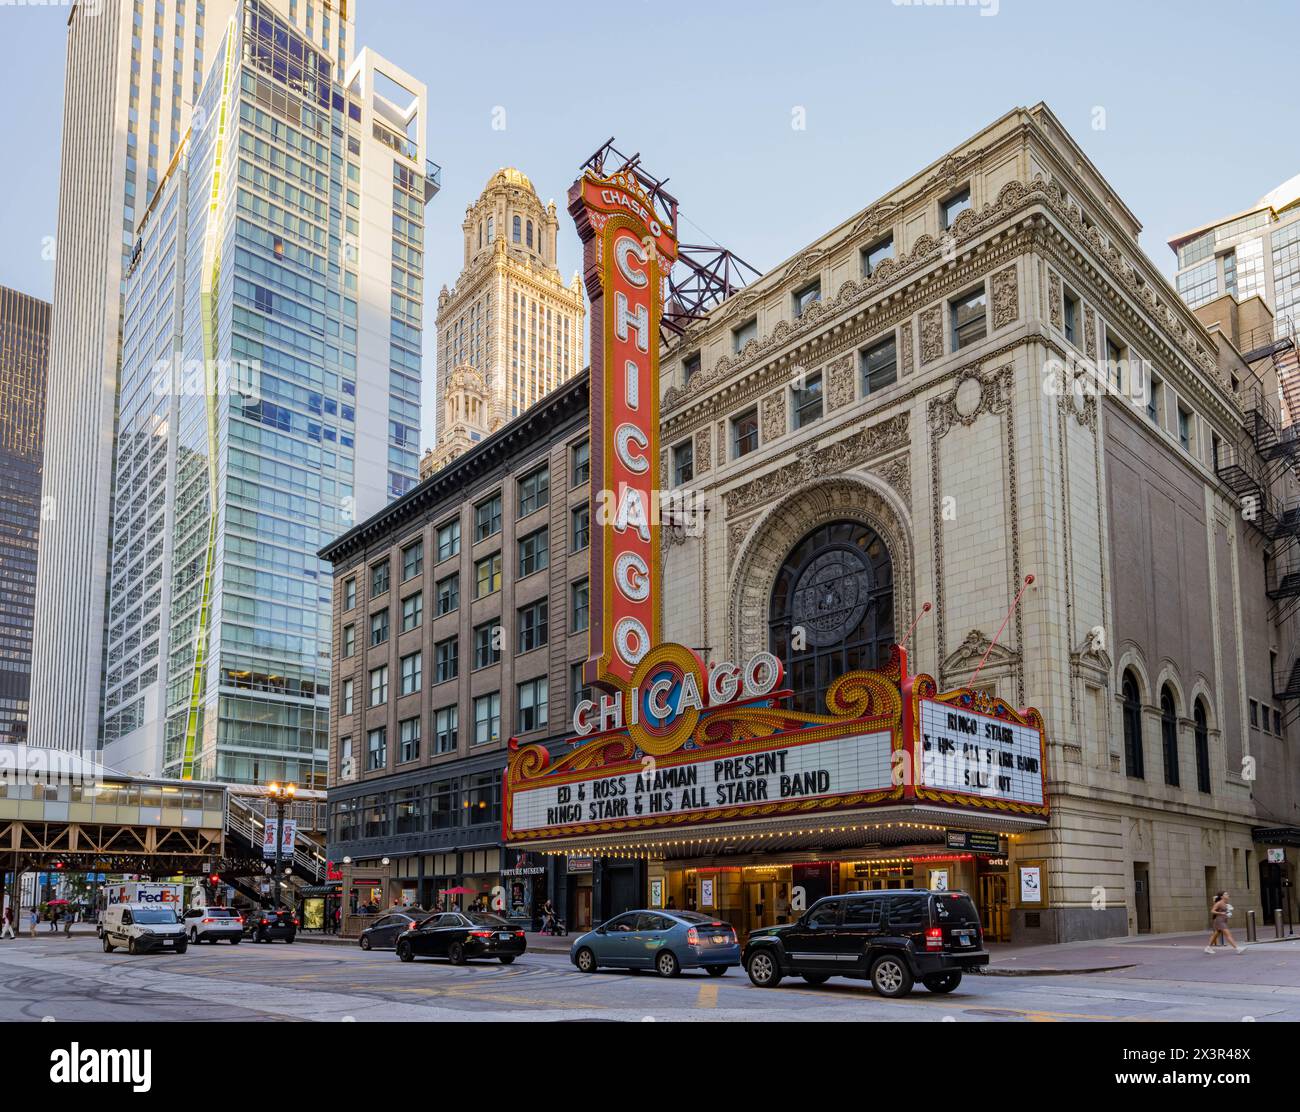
439;886;476;896
46;899;69;906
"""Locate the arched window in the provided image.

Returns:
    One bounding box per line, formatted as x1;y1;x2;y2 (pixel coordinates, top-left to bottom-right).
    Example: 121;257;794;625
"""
768;520;894;714
526;220;534;248
512;215;521;243
1122;671;1144;779
1160;684;1179;787
487;215;494;243
1194;699;1211;794
477;222;483;249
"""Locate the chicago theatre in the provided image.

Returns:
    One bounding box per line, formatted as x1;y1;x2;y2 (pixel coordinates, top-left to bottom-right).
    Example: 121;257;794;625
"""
502;103;1300;943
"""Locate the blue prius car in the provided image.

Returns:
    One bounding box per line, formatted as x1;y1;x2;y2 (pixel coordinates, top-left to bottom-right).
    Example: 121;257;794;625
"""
570;910;741;977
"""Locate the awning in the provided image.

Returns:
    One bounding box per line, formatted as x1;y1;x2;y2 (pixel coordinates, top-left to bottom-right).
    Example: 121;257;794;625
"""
1252;827;1300;847
298;884;342;897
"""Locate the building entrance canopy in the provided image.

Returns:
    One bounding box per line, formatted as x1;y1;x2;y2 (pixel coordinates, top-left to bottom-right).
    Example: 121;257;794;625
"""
503;644;1048;853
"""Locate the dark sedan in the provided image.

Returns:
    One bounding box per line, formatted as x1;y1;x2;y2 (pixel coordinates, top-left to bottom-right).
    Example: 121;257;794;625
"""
244;908;297;943
395;911;527;965
359;909;428;951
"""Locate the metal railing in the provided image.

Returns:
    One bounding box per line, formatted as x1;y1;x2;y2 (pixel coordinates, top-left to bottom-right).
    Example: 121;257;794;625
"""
225;794;327;883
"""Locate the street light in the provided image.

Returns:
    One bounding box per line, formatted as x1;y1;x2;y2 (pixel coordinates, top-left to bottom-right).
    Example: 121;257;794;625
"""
266;781;296;909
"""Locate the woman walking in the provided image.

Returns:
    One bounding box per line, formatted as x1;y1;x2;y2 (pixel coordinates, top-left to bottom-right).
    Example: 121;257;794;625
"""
1205;890;1245;954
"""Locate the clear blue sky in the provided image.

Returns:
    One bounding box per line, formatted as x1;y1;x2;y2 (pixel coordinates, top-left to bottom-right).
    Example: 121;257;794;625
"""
3;0;1297;442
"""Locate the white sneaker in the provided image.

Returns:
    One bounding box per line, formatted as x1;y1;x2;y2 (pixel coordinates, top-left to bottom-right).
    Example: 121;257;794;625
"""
1204;946;1216;954
1236;946;1247;954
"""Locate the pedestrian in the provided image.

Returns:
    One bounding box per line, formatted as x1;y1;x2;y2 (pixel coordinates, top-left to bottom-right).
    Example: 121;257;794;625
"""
62;912;72;937
1;908;15;940
28;907;37;938
47;907;57;933
1205;890;1245;954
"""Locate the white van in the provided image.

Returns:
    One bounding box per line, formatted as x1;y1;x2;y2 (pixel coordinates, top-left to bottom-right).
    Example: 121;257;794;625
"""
101;902;188;955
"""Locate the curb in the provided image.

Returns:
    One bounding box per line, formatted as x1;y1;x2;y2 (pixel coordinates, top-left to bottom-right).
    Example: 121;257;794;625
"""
984;963;1136;977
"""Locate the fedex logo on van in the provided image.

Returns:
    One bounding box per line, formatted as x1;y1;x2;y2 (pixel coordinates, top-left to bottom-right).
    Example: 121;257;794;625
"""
107;884;183;905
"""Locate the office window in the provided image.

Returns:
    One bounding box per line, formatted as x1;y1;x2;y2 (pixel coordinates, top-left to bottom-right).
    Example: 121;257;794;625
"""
474;553;502;598
682;353;700;384
951;288;987;350
1122;671;1144;779
474;494;502;541
1193;700;1211;794
435;705;458;754
401;540;423;581
733;317;758;352
343;577;356;610
366;726;386;771
941;185;971;229
571;440;590;486
572;504;590;551
862;234;894;277
340;736;353;777
399;717;420;763
793;280;821;318
369;609;389;647
517;677;549;733
342;678;354;715
342;624;355;658
369;665;388;707
1106;335;1125;392
792;372;823;429
436;519;460;561
370;560;390;596
571;579;589;632
862;335;897;395
672;440;694;486
732;408;759;458
1177;404;1192;451
1063;289;1080;345
435;574;459;616
400;651;422;696
1249;699;1258;728
474;621;501;669
473;692;501;745
1160;686;1180;787
571;662;593;708
401;592;422;632
517;466;550;517
1149;376;1163;426
518;600;549;653
518;527;550;577
432;636;457;684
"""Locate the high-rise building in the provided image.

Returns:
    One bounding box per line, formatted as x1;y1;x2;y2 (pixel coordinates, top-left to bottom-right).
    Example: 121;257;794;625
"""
424;169;584;476
0;288;51;744
99;0;437;783
30;0;354;752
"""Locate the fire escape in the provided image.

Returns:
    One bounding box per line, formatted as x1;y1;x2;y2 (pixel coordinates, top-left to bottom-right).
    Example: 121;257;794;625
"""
1218;318;1300;706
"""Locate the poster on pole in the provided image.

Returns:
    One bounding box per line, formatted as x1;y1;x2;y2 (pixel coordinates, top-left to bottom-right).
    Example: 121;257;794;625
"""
261;818;296;859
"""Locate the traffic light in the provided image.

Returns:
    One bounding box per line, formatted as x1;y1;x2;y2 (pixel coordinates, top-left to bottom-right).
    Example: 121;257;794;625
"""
208;873;221;887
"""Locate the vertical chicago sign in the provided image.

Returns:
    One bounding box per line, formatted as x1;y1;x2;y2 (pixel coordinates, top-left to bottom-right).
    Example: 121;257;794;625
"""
568;170;679;690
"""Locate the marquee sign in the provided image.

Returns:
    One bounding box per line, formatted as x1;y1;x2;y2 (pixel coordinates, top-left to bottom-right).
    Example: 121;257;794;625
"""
568;169;679;689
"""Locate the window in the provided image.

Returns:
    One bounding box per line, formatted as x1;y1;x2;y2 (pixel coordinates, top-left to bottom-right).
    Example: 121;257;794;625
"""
435;705;458;754
518;600;549;653
1063;289;1080;345
571;579;589;632
571;661;593;708
682;353;700;384
369;609;389;647
401;592;422;632
732;408;759;458
862;235;894;277
436;574;459;616
517;466;550;517
1122;672;1144;779
467;772;500;823
401;540;423;581
571;505;590;551
571;440;590;486
366;726;386;771
672;440;694;486
474;494;502;541
1160;686;1180;787
434;638;458;684
1106;335;1125;392
370;665;389;707
792;372;823;429
941;185;971;229
400;651;423;696
885;895;927;931
518;527;550;577
370;560;390;596
517;677;548;733
473;692;501;745
807;901;840;928
842;897;883;928
399;717;420;763
474;621;501;669
793;280;821;318
1177;404;1192;451
1194;700;1211;794
512;214;521;243
1148;375;1163;425
1249;699;1259;728
343;577;356;610
342;624;355;658
733;317;758;352
340;736;353;777
950;288;987;350
436;519;461;561
475;553;502;598
861;335;897;395
342;678;354;716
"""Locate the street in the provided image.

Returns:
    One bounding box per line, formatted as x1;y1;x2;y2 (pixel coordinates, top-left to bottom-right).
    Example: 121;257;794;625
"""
4;934;1300;1022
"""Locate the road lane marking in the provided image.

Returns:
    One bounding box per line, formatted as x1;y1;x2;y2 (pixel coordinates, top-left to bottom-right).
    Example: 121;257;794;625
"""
697;983;719;1009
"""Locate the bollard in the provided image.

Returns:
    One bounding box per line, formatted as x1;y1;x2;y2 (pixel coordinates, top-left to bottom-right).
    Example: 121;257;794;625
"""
1248;909;1257;943
1276;909;1285;939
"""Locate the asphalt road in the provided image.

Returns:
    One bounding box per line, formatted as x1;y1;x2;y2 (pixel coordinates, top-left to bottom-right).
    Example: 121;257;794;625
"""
2;935;1300;1022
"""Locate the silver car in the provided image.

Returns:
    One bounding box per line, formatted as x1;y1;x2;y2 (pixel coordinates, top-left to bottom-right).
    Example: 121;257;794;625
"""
181;906;244;944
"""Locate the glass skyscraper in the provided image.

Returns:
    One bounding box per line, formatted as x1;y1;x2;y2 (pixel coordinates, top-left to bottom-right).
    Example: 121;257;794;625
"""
101;0;436;786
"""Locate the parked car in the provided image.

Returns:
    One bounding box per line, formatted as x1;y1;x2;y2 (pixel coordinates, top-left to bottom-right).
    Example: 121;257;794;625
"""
570;910;740;978
182;906;244;945
243;908;297;943
359;909;427;951
743;889;988;996
395;911;526;965
101;903;187;955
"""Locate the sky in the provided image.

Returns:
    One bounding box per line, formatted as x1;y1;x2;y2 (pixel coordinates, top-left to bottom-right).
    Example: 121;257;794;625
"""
3;0;1298;444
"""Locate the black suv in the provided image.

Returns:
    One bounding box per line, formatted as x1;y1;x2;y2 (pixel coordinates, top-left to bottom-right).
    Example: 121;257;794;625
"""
743;889;988;997
243;908;298;943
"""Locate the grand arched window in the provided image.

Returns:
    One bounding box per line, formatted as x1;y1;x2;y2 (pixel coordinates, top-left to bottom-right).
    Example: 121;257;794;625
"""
1122;671;1144;779
527;220;534;248
512;215;521;243
1160;684;1180;787
768;520;894;713
1194;699;1211;794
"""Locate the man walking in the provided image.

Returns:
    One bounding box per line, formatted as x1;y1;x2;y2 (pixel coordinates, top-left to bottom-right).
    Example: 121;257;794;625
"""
1;908;15;940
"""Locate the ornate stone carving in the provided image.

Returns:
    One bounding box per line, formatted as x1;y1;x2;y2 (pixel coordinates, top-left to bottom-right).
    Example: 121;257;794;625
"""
1048;269;1063;330
826;354;855;410
924;147;987;191
694;426;711;474
991;264;1018;330
717;422;727;468
871;453;912;509
851;200;902;237
899;318;915;378
1084;304;1097;359
723;413;910;518
927;364;1014;440
919;305;944;365
783;248;827;282
761;390;787;444
728;518;753;562
941;629;1020;676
